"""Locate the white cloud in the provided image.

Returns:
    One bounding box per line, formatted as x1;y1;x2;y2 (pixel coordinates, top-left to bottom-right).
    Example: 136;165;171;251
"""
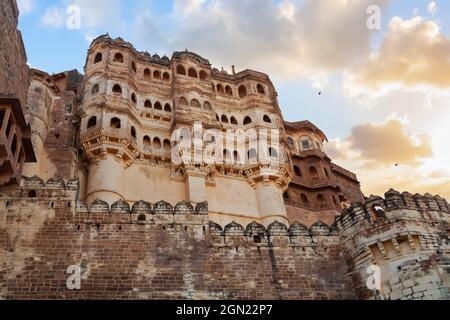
278;1;296;22
40;7;65;28
326;113;449;199
17;0;33;15
329;114;433;167
134;0;389;78
174;0;206;16
39;0;125;41
71;0;124;29
351;16;450;88
427;1;438;16
338;72;450;199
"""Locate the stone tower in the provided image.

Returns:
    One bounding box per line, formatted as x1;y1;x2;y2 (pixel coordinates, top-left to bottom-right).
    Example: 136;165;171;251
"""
78;35;293;227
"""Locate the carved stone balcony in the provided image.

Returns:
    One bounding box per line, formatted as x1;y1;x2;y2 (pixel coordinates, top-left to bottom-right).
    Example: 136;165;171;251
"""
292;176;337;189
0;98;36;186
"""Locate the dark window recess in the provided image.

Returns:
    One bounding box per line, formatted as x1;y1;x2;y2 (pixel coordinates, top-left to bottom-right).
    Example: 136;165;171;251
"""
253;235;262;243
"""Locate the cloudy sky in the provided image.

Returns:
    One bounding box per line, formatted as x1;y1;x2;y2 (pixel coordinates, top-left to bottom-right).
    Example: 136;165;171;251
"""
17;0;450;199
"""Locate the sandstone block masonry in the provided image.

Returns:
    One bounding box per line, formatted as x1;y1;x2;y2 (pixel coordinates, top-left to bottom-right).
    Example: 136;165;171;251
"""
0;0;29;107
0;176;356;299
0;176;449;300
338;190;450;300
1;0;449;301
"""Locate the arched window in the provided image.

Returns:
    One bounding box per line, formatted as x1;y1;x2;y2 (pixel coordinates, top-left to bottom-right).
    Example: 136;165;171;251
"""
257;84;265;95
230;116;238;125
243;116;252;126
177;65;186;75
164;104;172;112
238;85;247;97
247;148;257;163
216;84;224;94
221;115;229;123
199;70;208;81
154;102;162;110
223;149;232;164
5;119;12;138
294;165;302;177
225;85;233;96
211;84;216;92
324;168;329;178
215;114;220;122
113;52;124;63
131;93;137;104
34;86;42;94
144;100;152;108
309;166;319;179
112;84;122;95
94;52;102;64
300;136;313;150
233;151;240;164
263;115;272;123
131;61;137;73
153;137;162;149
191;99;201;108
110;117;121;129
188;68;198;78
163;139;171;151
11;135;17;155
28;190;37;198
269;147;278;158
144;68;151;79
301;194;309;206
91;84;99;96
179;97;188;106
87;116;97;129
287;137;295;149
153;70;161;79
131;126;137;140
317;194;326;207
203;102;212;112
370;204;386;220
143;136;151;149
162;72;170;82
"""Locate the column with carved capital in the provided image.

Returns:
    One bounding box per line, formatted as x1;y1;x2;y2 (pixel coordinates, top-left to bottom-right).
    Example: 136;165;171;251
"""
246;163;293;226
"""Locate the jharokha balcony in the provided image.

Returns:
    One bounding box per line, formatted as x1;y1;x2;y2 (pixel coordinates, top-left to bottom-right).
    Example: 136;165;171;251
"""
292;176;337;189
0;98;36;186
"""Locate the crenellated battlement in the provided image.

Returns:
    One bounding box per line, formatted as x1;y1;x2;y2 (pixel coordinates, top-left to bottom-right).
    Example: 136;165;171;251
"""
73;199;209;227
336;189;450;300
207;219;338;248
73;198;339;248
1;174;449;299
20;175;79;190
1;175;342;249
0;177;355;300
336;189;450;235
2;0;448;300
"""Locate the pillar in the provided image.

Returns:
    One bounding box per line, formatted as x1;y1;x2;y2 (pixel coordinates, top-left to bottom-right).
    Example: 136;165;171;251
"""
255;181;289;225
185;170;207;204
86;154;125;205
